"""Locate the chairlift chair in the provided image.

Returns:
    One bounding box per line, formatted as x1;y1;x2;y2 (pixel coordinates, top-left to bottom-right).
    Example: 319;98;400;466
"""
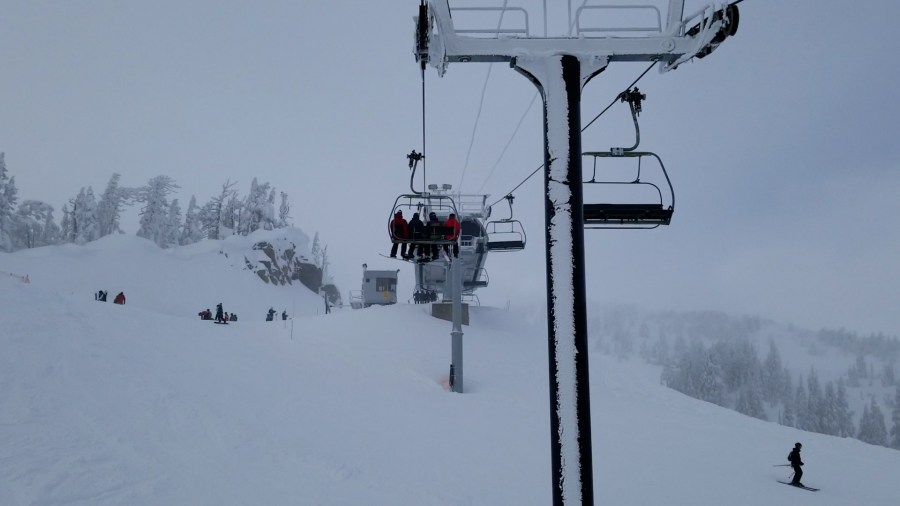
485;195;526;251
582;150;674;229
389;193;460;245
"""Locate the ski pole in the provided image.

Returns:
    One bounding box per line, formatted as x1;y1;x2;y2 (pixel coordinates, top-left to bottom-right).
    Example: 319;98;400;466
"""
772;464;791;467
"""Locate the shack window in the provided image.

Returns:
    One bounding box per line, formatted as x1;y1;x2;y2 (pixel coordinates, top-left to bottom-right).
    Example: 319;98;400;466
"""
375;277;396;292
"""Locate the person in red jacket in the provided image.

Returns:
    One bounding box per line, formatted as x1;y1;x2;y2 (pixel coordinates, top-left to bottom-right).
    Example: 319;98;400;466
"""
113;292;126;305
389;211;409;258
443;213;461;258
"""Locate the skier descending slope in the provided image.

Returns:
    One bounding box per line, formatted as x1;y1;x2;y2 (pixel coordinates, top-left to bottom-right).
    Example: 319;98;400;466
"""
788;442;804;486
777;442;818;491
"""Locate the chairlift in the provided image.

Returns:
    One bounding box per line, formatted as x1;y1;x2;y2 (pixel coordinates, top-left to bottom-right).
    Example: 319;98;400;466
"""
388;193;460;245
582;150;674;229
486;195;526;251
389;150;461;245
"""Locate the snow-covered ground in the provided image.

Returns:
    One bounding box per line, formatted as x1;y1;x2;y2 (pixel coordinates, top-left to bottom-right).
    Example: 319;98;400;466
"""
2;235;899;505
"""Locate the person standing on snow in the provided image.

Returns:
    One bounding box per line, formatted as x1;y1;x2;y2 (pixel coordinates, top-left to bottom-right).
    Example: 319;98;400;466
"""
788;442;804;487
215;303;225;323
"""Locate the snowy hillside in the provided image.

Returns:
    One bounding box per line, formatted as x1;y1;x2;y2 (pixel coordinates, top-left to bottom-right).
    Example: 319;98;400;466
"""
1;229;328;321
2;239;900;505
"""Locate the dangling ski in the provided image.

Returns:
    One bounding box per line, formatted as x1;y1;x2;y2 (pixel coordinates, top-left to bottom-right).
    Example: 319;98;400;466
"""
777;481;819;492
379;253;439;264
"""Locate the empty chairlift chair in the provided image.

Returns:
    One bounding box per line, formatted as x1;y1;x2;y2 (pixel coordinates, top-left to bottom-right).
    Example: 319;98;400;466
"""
582;150;674;229
486;195;526;251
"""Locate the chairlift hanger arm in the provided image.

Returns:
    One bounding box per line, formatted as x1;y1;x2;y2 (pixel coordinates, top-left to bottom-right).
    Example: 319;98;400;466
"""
407;150;424;194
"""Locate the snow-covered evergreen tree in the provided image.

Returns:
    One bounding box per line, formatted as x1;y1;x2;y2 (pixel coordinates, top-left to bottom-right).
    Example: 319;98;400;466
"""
278;191;291;228
310;232;321;267
806;368;825;434
73;187;99;244
180;195;205;245
735;384;766;421
13;200;58;249
834;378;855;437
266;187;277;229
136;175;179;248
241;178;276;234
200;180;237;240
222;193;241;237
857;398;888;446
96;173;132;237
59;203;73;244
662;342;725;406
782;400;796;428
0;153;19;252
321;244;330;282
821;381;839;436
762;341;789;404
884;364;896;387
163;199;182;248
781;366;794;406
794;378;809;431
891;387;900;450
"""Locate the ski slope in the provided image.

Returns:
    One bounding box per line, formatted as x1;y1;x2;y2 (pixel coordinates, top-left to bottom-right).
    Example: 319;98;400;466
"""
2;235;899;505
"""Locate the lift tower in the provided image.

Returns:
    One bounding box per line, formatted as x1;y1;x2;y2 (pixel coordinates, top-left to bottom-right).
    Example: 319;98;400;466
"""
415;2;738;504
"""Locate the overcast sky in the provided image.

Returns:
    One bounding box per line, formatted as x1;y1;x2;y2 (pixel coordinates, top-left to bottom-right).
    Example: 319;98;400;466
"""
2;1;899;337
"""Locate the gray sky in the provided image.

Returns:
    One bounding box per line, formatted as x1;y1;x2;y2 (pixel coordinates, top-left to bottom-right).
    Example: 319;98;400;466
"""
2;1;899;337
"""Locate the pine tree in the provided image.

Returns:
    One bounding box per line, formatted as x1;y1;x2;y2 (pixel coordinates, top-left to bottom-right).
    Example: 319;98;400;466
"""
278;191;291;228
735;384;767;421
891;387;900;450
883;364;896;387
265;187;277;230
661;341;725;406
0;153;19;252
73;187;99;244
857;398;888;446
310;232;321;267
96;173;132;237
13;200;58;249
806;368;825;434
222;193;241;236
59;203;73;244
762;341;781;403
201;180;237;240
794;377;809;431
136;175;179;247
782;400;796;428
781;366;794;406
180;195;205;245
241;178;276;234
163;199;182;248
835;378;855;437
822;381;838;436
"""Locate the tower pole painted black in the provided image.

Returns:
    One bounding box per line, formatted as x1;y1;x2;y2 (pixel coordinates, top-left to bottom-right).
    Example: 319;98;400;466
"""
517;54;594;505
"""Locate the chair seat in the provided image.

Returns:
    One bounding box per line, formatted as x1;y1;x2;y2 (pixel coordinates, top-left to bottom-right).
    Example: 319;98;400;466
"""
583;203;672;224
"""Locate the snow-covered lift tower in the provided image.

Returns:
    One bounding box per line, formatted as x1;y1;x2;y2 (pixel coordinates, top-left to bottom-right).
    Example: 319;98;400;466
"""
414;1;739;504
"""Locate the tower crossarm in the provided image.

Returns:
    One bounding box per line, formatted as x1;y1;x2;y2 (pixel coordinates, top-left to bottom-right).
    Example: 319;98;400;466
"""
417;1;739;76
